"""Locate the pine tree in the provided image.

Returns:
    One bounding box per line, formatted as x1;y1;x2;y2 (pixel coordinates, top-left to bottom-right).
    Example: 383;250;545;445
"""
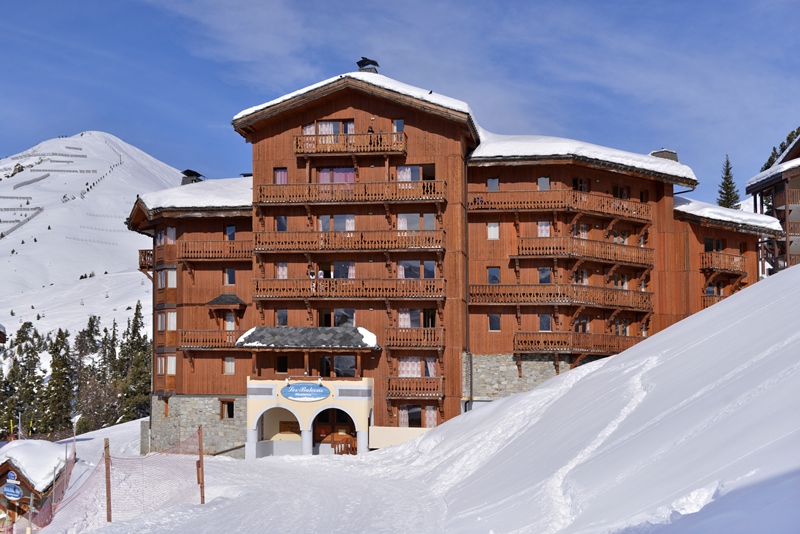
761;125;800;171
118;302;151;422
7;323;45;435
717;155;741;209
42;329;74;433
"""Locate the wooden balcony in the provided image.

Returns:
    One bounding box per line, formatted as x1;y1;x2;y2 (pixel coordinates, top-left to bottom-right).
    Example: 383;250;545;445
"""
700;252;746;274
516;236;654;267
178;240;253;261
468;190;652;222
254;230;444;253
139;249;154;270
255;180;446;205
514;332;641;354
788;222;800;236
773;189;800;207
384;327;445;348
469;284;653;311
385;377;444;398
701;295;726;309
179;330;247;349
294;132;407;156
253;278;446;300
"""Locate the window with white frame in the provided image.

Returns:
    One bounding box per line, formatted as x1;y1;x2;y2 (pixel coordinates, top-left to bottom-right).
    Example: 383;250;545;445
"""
276;262;288;279
538;176;550;190
167;311;177;331
157;356;165;375
487;177;499;191
223;357;235;375
538;221;551;237
167;269;177;288
157;313;165;331
167;355;176;375
166;227;176;245
489;314;501;332
487;222;499;240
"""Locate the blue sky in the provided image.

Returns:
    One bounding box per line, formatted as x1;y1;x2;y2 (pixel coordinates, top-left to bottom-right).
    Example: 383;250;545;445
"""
1;1;798;203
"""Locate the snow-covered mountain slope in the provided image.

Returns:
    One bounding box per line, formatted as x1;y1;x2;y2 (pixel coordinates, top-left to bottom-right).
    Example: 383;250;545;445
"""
56;262;800;533
0;131;181;341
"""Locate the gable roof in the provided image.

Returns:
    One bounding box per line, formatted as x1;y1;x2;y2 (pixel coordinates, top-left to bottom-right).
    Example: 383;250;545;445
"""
236;326;380;351
673;196;783;236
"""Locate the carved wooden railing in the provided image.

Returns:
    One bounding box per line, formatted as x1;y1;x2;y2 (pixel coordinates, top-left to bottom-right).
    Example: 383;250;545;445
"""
517;237;654;266
700;252;746;274
385;377;444;398
178;240;253;260
253;278;446;299
255;180;446;204
773;189;800;207
294;132;407;155
139;249;154;270
514;332;641;354
178;330;246;348
701;295;726;309
468;190;652;222
332;434;357;455
469;284;653;310
254;230;444;252
384;327;445;348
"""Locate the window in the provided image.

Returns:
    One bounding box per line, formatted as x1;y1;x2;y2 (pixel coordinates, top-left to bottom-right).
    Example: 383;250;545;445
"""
539;267;551;284
576;223;588;239
423;213;435;230
716;239;725;252
424;357;437;378
573;177;589;192
167;311;177;331
276;215;287;232
334;355;356;378
225;225;236;241
223;357;235;375
423;261;436;279
488;267;500;284
156;229;165;246
704;237;714;253
319;167;355;184
613;185;630;199
333;261;355;279
706;283;716;296
487;177;499;191
642;322;648;338
334;308;354;327
538;221;551;237
574;269;588;285
423;309;437;328
398;260;420;279
538;176;550;190
489;314;501;332
488;222;499;240
398;405;422;428
315;120;354;137
157;356;165;375
276;355;288;373
575;315;590;333
397;166;421;182
398;213;420;231
641;278;647;292
640;190;649;203
276;262;288;279
157;313;165;331
221;400;235;420
393;119;404;133
539;314;552;332
167;269;177;289
274;168;287;185
276;309;288;326
322;213;355;232
166;227;176;245
225;312;235;331
740;242;748;254
615;318;630;336
613;273;628;290
224;268;236;285
167;355;176;375
398;309;422;328
157;270;166;289
319;355;331;377
640;234;646;248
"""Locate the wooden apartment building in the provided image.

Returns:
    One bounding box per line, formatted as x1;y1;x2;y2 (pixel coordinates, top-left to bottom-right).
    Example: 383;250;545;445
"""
127;69;781;458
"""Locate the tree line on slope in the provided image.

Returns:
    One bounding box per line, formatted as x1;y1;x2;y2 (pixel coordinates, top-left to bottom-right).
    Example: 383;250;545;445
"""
0;301;151;439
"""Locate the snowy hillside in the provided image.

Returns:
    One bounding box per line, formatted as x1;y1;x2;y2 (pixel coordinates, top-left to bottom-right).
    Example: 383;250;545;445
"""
0;131;182;341
46;264;800;533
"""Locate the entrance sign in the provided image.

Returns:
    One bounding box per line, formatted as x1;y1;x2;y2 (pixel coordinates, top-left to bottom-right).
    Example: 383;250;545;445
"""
281;383;330;402
6;471;16;481
2;484;22;501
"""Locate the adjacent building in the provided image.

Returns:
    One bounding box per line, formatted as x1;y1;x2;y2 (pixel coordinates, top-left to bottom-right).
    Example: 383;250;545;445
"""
127;70;781;458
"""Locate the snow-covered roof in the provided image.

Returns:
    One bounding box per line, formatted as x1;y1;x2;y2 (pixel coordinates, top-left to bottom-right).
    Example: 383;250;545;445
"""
674;196;783;235
0;440;67;492
137;177;252;212
775;134;800;166
746;155;800;192
470;126;698;187
233;72;473;123
236;326;380;350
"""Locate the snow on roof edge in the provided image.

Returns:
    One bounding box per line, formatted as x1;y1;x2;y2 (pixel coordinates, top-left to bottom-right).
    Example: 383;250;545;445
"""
138;177;252;212
674;196;783;235
746;156;800;191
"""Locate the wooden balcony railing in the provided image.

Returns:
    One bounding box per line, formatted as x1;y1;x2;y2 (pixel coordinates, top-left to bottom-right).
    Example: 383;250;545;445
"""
468;190;652;222
294;132;407;156
253;278;446;299
469;284;653;310
701;295;726;309
700;252;746;274
517;237;654;267
255;180;446;205
254;230;444;252
178;240;253;261
788;222;800;236
385;377;444;398
179;330;247;349
139;249;154;270
514;332;641;354
790;255;800;267
773;189;800;207
384;327;445;348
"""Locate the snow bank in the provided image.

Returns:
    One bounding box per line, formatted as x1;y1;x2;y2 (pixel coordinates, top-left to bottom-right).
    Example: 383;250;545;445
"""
674;195;783;234
0;440;68;492
138;177;252;211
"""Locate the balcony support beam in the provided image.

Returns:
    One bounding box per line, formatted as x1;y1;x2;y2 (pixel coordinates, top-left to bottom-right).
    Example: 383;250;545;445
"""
605;217;620;238
605;309;621;331
180;260;195;283
570;353;589;370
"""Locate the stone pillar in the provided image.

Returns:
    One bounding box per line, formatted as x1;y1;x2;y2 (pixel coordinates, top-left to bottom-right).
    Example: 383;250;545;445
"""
245;428;258;460
356;430;368;455
301;429;313;455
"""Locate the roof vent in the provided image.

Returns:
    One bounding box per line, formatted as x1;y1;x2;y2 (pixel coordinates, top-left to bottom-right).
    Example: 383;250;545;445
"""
649;149;679;162
357;57;379;74
181;169;204;186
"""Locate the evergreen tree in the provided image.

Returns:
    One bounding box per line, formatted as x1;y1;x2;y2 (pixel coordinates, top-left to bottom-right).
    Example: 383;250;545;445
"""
717;155;741;209
761;125;800;171
118;302;151;422
42;329;73;433
7;323;45;435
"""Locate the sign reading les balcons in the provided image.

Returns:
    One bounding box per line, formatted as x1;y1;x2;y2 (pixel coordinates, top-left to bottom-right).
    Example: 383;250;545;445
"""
281;383;331;402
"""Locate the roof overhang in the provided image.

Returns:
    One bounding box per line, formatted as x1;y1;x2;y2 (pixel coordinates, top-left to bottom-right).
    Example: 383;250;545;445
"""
126;198;251;236
674;210;784;238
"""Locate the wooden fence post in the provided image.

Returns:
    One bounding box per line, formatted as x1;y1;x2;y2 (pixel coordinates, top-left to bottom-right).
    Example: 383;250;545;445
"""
197;426;205;505
104;438;112;522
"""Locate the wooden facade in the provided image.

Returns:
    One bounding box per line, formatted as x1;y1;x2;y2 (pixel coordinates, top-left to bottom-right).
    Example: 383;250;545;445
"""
128;72;779;446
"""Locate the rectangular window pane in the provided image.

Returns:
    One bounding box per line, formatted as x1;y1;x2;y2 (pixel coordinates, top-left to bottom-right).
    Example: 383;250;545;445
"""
225;312;235;331
276;355;288;373
397;166;420;181
225;225;236;241
319;215;330;232
334;355;356;377
334;308;354;327
539;267;551;284
224;357;235;375
167;355;176;375
538;221;551;237
167;311;177;331
319;355;331;377
487;177;499;191
540;314;552;332
276;262;288;279
538;176;550;190
157;313;165;331
423;261;436;279
166;227;176;244
225;268;236;285
333;214;355;232
489;314;501;331
398;260;420;279
277;309;288;326
333;262;355;279
409;309;421;328
488;267;500;284
423;213;435;230
398;213;420;231
276;215;287;232
274;168;288;185
157;357;165;375
407;405;422;428
393;119;404;133
488;222;499;240
167;269;177;288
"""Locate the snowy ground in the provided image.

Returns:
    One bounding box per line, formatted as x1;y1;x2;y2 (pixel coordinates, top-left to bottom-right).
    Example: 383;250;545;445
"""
39;264;800;533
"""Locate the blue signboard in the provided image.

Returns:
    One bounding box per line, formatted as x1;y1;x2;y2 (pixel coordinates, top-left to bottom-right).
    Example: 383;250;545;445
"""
6;471;15;482
2;484;22;502
281;383;331;402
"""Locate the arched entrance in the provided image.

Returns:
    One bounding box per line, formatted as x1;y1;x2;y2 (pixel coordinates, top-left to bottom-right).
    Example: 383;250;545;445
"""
312;408;357;455
255;406;302;457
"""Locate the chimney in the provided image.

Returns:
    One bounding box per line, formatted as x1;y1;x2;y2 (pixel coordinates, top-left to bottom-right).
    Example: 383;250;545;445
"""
649;149;679;162
357;57;379;74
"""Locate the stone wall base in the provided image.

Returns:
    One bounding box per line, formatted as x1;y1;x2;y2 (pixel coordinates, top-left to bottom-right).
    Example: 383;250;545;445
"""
463;353;578;401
